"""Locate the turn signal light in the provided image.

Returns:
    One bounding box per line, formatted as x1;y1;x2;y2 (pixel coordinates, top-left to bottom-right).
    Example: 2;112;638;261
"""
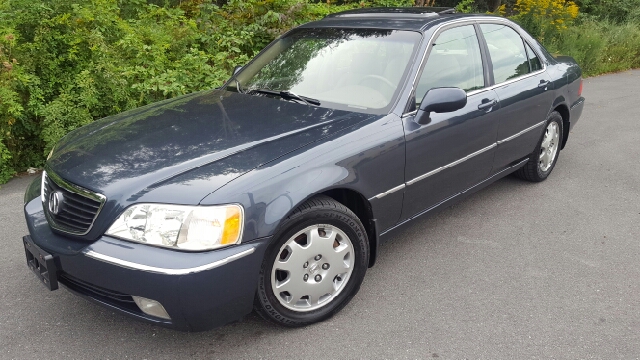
221;206;241;245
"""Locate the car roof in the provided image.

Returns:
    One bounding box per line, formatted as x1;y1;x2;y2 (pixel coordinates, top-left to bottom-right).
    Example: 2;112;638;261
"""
299;8;502;32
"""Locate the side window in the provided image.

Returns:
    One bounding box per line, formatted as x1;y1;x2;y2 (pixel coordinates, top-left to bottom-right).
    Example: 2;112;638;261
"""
525;42;542;72
415;25;484;105
480;24;529;83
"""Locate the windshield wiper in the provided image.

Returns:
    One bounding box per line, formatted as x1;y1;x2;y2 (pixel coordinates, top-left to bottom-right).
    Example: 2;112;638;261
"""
248;88;320;106
232;77;245;93
225;73;245;93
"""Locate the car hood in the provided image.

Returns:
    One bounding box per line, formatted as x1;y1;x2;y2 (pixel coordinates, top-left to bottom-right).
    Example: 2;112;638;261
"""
48;89;372;202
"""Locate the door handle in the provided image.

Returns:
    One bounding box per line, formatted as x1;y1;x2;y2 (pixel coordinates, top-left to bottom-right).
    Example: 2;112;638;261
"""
538;80;550;88
478;99;497;110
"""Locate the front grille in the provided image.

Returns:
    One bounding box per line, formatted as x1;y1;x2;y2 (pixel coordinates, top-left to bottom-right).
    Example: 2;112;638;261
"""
58;272;172;324
58;273;135;304
42;170;106;235
58;273;140;312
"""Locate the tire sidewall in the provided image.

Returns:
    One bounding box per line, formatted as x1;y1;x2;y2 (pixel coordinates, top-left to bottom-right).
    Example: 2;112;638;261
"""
255;206;369;326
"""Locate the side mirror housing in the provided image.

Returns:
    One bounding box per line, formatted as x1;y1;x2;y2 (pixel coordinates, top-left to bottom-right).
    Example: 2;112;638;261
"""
416;87;467;125
233;65;243;75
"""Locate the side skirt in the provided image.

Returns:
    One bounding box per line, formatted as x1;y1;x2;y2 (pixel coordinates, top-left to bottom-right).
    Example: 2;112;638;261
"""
379;157;529;241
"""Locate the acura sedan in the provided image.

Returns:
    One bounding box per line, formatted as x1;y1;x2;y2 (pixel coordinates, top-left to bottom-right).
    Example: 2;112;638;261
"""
22;7;585;331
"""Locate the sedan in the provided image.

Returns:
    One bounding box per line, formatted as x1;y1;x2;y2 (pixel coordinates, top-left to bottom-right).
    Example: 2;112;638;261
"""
22;7;585;331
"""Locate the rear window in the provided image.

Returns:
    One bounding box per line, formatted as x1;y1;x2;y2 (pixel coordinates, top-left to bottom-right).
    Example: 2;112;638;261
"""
525;42;542;72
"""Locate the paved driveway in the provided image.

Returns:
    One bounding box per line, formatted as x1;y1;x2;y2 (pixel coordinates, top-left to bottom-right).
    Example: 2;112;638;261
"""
1;70;639;359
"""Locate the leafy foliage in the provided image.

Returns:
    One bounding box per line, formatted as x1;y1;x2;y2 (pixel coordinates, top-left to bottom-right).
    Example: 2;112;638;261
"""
503;0;640;76
0;0;408;182
576;0;640;24
550;19;640;75
1;0;639;184
511;0;579;42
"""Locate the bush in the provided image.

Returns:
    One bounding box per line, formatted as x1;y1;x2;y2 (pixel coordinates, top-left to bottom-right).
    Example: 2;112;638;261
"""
511;0;579;42
1;0;639;184
507;0;640;76
551;19;640;75
0;0;409;183
577;0;640;24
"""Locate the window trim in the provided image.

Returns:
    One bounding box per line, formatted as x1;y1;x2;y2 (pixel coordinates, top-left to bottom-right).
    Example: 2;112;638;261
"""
401;18;548;117
471;20;547;94
405;19;488;114
474;22;494;87
523;40;543;73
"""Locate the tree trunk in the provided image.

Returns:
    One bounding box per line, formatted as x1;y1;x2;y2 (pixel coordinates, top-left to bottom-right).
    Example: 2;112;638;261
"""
487;0;502;12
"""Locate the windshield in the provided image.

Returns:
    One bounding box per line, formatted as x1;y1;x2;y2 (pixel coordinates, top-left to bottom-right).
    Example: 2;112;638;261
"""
227;28;422;114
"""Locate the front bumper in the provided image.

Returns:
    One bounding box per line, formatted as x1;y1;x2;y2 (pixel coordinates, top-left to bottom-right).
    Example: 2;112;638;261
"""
24;197;270;331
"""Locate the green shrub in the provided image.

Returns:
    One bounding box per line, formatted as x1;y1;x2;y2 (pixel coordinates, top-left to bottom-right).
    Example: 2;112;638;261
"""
577;0;640;24
0;0;413;183
507;0;640;76
544;19;640;75
0;0;639;184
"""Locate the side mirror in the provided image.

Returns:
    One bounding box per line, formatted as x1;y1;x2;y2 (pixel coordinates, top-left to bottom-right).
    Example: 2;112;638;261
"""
415;87;467;125
233;65;243;75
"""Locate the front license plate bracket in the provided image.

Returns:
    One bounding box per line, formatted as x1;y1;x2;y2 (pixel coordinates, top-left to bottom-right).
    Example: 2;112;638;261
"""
23;236;59;291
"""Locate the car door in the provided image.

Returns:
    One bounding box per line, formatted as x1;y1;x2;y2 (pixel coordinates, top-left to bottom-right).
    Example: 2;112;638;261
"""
401;23;501;219
478;23;555;172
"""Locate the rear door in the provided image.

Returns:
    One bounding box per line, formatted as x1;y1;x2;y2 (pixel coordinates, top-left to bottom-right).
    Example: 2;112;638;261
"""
401;23;501;219
478;23;555;172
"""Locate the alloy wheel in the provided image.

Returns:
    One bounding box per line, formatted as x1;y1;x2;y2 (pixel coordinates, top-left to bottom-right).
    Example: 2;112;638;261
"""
539;122;560;172
271;224;354;312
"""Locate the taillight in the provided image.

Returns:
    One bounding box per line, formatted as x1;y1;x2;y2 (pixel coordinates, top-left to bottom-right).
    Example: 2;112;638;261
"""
578;78;583;97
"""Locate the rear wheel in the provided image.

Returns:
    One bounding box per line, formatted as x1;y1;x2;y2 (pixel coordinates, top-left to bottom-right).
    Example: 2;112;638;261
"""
515;111;563;182
254;196;369;327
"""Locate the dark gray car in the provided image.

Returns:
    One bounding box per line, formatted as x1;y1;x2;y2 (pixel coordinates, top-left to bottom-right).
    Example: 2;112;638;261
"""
22;7;585;331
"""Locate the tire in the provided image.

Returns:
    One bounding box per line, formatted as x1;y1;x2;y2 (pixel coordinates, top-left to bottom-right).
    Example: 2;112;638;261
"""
515;111;563;182
254;195;369;327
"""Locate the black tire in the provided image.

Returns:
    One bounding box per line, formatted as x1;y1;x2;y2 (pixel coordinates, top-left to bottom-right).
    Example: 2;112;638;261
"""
254;195;369;327
515;111;564;182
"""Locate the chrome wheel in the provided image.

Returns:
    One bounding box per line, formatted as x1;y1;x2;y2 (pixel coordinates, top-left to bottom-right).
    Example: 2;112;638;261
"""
271;224;355;312
539;122;560;172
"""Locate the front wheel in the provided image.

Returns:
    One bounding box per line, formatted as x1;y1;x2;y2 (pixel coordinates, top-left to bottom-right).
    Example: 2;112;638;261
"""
515;111;563;182
254;196;369;327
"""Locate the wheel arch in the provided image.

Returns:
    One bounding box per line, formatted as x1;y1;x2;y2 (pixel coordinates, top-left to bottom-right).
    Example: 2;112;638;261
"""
320;188;378;268
552;103;571;149
272;187;379;269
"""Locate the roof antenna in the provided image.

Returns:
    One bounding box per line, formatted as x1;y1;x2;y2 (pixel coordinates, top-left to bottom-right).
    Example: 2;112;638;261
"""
439;8;456;14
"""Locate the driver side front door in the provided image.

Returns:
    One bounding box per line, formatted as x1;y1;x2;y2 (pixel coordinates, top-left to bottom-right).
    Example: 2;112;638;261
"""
401;23;501;219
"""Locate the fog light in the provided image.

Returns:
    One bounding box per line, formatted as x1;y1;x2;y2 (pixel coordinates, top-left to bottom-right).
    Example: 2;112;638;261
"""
132;296;171;320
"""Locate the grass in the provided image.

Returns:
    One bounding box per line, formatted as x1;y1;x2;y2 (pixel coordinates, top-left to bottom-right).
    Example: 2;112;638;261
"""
548;19;640;76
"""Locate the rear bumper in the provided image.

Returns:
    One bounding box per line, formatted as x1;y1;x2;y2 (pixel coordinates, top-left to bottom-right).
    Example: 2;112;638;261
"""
23;197;270;331
569;96;585;131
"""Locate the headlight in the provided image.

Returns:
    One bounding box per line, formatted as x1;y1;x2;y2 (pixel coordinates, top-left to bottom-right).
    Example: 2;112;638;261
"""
106;204;244;251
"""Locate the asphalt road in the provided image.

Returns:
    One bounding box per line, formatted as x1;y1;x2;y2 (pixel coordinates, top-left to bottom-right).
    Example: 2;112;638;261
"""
1;70;639;359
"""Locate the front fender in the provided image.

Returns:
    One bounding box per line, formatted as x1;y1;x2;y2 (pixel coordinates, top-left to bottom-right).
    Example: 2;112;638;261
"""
200;114;407;244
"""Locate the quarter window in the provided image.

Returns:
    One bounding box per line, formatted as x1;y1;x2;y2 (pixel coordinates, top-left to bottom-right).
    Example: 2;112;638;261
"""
525;42;542;72
480;24;529;83
415;25;484;105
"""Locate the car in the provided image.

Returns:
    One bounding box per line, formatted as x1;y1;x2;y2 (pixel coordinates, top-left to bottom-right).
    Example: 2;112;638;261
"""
22;7;585;331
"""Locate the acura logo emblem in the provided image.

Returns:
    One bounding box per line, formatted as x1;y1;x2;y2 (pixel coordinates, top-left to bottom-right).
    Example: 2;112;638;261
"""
48;191;63;215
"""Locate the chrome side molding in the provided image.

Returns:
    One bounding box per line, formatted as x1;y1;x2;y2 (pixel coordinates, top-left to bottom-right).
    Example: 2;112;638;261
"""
369;183;406;200
370;120;545;198
406;142;497;186
496;120;546;145
83;247;255;275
